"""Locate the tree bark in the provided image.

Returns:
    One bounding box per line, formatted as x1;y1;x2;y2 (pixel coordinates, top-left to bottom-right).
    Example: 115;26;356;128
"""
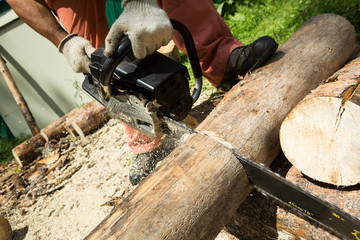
280;55;360;186
85;14;356;240
0;54;40;136
12;100;109;167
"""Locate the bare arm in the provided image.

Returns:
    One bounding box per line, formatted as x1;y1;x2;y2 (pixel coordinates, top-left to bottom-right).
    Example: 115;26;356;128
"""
5;0;67;46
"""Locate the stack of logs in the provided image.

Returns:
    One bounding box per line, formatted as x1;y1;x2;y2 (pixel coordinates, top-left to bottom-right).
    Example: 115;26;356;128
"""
84;13;360;240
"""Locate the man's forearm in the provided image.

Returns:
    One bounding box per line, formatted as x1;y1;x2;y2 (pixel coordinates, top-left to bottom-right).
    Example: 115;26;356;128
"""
6;0;68;46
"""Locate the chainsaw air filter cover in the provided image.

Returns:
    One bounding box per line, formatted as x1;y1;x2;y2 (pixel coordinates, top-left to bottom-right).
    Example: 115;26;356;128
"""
83;20;202;139
90;46;193;121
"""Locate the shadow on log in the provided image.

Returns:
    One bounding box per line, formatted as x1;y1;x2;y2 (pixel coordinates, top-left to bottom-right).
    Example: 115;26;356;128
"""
85;14;356;240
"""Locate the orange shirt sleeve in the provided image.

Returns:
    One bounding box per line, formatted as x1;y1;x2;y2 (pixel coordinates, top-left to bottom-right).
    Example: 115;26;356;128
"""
45;0;109;48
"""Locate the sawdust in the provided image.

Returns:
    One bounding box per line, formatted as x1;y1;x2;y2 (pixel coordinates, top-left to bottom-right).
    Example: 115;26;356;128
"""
1;119;137;239
0;88;238;239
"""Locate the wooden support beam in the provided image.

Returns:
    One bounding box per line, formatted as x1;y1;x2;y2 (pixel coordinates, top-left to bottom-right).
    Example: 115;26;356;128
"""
85;14;356;240
0;54;40;136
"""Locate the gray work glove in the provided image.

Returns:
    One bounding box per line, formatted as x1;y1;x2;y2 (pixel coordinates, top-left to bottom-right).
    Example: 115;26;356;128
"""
58;34;96;73
104;0;173;59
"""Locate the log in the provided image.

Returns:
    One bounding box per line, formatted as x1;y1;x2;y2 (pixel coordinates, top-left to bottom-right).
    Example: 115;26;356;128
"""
12;134;46;168
66;100;110;137
276;166;360;240
85;14;356;240
40;107;82;142
0;54;40;136
40;100;109;141
280;55;360;186
12;100;109;166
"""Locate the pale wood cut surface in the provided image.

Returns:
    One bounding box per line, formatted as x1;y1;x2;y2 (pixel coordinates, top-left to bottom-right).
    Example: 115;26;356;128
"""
280;56;360;186
85;14;356;240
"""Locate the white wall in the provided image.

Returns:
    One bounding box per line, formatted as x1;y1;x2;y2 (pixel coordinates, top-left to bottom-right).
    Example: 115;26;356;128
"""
0;10;92;137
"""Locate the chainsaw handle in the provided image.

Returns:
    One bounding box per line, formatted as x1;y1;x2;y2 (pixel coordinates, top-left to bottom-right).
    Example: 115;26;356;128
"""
170;19;202;103
100;19;202;103
99;37;132;88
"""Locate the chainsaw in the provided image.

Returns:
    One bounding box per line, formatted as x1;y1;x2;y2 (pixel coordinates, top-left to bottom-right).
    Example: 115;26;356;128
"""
82;19;202;139
82;20;360;240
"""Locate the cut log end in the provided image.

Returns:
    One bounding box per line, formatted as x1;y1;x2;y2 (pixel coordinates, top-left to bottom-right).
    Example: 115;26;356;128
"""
12;149;23;168
280;96;360;186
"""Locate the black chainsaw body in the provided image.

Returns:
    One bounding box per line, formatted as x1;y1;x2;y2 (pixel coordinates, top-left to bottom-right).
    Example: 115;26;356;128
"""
82;19;202;139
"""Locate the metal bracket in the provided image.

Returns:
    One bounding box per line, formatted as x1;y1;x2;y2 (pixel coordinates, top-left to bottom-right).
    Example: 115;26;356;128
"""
106;94;163;139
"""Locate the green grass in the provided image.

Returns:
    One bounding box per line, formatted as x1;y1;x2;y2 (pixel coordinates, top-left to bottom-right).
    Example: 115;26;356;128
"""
223;0;360;45
184;0;360;87
0;136;28;165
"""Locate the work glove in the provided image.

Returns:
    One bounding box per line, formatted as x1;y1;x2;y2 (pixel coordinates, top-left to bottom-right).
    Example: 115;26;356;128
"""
58;34;96;73
104;0;173;59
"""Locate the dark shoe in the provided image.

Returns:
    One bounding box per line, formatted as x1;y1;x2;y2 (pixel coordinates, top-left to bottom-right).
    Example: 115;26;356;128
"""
218;36;278;92
129;143;173;185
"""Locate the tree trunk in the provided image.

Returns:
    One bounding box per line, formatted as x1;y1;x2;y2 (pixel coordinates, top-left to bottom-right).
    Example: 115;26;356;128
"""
85;14;356;240
280;55;360;186
12;100;109;166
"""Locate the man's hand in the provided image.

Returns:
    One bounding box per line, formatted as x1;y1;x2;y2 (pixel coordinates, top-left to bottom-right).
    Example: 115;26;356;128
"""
104;0;173;59
58;34;96;73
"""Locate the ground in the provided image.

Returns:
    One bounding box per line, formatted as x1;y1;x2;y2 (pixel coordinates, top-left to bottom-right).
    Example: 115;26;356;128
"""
0;86;240;240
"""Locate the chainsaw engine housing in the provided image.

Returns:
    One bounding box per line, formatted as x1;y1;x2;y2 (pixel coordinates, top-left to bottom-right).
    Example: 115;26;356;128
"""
83;19;202;139
83;46;193;138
